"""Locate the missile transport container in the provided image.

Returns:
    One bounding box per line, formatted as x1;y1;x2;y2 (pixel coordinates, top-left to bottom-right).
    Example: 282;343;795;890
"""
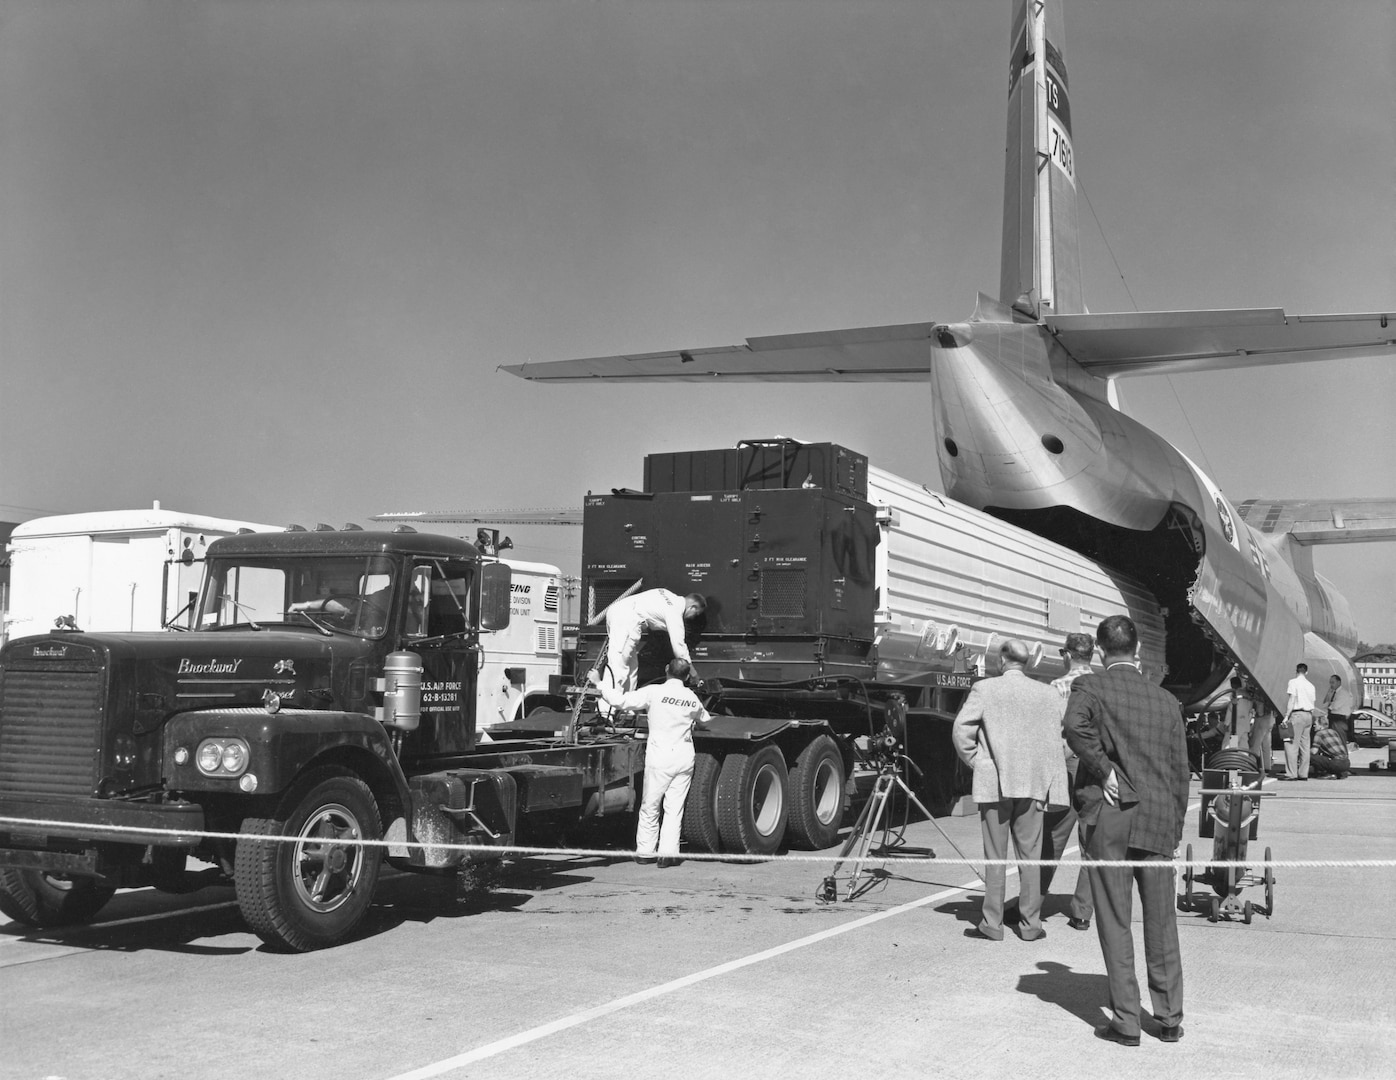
577;439;1165;852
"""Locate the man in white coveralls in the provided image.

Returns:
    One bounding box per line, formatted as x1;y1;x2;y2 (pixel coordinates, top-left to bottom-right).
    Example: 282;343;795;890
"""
592;659;709;866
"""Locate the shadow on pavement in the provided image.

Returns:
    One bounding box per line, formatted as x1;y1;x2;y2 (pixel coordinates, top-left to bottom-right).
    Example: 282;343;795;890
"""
1015;961;1109;1028
934;898;985;926
1;885;251;956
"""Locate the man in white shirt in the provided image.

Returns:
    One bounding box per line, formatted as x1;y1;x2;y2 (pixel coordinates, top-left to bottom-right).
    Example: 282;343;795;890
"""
593;659;709;866
1282;663;1316;781
1320;675;1354;748
602;588;706;697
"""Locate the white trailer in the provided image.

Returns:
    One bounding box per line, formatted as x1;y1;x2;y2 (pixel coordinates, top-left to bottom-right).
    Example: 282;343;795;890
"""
2;507;275;643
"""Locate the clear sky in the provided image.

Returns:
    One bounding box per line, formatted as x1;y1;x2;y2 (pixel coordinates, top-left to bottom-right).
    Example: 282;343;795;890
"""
1;1;1393;640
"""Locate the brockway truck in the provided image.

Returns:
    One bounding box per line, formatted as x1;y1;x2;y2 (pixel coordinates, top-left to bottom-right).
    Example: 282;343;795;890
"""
0;439;1166;950
0;527;638;951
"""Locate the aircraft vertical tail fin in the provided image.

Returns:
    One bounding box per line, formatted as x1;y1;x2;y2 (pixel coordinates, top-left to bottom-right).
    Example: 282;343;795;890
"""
1000;0;1085;318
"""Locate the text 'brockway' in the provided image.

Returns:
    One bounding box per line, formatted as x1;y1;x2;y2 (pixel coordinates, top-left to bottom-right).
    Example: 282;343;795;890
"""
177;658;244;675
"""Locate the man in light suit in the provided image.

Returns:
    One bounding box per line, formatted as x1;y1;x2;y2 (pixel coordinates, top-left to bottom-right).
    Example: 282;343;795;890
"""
953;638;1069;941
1064;615;1190;1047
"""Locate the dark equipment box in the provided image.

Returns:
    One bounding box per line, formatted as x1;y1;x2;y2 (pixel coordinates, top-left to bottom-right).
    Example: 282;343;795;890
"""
644;439;868;500
580;485;878;646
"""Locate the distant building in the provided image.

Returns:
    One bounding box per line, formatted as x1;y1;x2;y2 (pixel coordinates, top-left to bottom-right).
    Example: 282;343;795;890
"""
1355;651;1396;715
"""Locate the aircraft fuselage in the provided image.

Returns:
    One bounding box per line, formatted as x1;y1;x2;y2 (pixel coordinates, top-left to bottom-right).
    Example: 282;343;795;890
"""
927;307;1357;709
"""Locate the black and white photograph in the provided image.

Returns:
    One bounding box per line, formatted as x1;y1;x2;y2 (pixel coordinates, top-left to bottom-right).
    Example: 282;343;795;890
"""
1;2;1392;1076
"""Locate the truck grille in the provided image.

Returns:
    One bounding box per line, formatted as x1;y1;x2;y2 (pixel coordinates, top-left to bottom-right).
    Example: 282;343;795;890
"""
0;669;103;798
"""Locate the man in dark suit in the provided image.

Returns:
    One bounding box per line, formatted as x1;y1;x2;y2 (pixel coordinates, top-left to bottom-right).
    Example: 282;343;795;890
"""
1064;615;1190;1046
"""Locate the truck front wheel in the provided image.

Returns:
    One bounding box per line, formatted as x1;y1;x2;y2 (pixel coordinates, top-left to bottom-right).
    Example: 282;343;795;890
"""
785;735;846;850
716;744;789;856
234;768;383;952
0;868;116;928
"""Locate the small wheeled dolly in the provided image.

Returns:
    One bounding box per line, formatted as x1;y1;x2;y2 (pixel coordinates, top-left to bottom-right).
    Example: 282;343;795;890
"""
1177;748;1276;923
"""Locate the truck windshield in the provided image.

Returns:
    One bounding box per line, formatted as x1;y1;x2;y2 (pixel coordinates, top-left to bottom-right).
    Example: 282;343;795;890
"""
197;555;398;639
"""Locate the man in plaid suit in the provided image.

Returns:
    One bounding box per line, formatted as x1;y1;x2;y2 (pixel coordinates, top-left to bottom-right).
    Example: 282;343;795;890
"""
1064;615;1190;1047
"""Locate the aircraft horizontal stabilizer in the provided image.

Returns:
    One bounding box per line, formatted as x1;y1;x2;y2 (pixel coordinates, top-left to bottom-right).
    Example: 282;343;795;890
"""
1047;308;1396;378
1236;498;1396;545
500;322;940;383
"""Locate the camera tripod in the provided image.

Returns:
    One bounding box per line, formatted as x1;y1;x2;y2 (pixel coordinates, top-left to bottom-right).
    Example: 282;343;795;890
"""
817;753;979;903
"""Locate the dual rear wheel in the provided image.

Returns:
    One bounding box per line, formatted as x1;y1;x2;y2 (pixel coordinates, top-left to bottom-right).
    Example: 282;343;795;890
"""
683;735;845;856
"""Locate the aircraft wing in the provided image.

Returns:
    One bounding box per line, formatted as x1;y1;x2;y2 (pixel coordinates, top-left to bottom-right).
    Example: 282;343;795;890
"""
1046;308;1396;378
500;322;939;383
1235;498;1396;544
373;509;583;526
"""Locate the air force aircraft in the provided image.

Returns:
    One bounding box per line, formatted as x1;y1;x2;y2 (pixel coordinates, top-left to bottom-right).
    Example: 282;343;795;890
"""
501;0;1395;713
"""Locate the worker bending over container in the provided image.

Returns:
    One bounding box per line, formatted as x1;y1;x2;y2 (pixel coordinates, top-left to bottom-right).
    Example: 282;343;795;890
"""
602;588;706;695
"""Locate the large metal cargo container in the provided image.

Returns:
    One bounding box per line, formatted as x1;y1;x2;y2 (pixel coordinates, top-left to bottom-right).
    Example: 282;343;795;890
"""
580;445;1164;691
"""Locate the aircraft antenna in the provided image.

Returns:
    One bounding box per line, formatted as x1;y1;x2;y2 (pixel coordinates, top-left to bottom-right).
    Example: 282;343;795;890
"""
1078;177;1140;313
1078;176;1221;484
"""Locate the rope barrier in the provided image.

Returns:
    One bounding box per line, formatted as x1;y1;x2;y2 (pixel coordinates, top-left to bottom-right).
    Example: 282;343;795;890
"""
2;815;1391;870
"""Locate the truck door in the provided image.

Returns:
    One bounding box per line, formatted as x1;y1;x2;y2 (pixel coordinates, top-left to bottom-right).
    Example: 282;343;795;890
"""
404;559;480;758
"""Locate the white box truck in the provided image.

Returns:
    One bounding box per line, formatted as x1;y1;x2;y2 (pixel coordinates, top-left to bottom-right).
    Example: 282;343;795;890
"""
2;506;275;643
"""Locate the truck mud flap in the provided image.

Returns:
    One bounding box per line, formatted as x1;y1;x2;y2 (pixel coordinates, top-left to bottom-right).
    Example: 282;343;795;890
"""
387;770;517;870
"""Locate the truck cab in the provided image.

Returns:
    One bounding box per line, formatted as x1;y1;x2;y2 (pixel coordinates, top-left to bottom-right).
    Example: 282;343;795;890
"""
196;527;511;761
0;527;518;951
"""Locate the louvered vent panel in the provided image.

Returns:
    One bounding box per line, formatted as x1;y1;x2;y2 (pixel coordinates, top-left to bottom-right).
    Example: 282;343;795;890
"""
588;580;640;624
536;625;558;653
760;569;807;619
0;670;102;798
544;586;560;613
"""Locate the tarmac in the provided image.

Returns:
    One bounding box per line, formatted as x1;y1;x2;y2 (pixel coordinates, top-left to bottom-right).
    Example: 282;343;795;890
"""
2;745;1394;1080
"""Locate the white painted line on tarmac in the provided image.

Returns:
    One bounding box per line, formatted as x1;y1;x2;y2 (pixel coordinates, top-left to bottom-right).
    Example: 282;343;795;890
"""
385;780;1263;1078
382;873;983;1080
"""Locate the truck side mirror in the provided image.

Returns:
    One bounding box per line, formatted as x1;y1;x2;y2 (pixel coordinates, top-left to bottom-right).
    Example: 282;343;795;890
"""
479;562;512;632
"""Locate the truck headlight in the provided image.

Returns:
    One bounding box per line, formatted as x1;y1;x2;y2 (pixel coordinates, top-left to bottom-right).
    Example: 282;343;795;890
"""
195;738;251;777
196;741;222;773
221;742;248;774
